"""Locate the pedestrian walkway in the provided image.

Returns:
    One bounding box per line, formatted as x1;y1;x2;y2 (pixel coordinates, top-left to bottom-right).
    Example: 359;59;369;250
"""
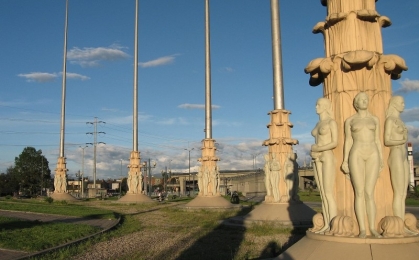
0;210;120;260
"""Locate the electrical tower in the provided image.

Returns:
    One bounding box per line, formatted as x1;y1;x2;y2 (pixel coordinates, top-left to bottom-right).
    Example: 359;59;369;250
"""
86;117;106;189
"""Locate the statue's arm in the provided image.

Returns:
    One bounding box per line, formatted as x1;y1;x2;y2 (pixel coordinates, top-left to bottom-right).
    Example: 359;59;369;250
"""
342;118;352;174
374;116;384;170
384;117;407;146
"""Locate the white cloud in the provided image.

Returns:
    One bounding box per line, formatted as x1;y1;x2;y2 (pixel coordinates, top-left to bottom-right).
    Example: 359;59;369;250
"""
394;79;419;94
64;72;90;81
18;72;57;82
407;125;419;149
138;55;177;68
18;72;90;83
178;103;220;110
402;107;419;122
67;45;130;67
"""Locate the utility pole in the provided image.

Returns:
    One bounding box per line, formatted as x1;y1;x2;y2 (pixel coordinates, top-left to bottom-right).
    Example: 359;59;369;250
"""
80;146;87;198
86;117;105;190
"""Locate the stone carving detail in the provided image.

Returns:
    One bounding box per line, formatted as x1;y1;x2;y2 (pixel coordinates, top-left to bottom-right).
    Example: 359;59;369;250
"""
311;97;337;233
327;215;356;237
378;216;406;238
342;92;383;238
384;96;409;220
197;165;220;196
283;152;300;202
404;213;419;235
54;157;68;193
309;213;325;233
264;153;281;203
127;151;142;194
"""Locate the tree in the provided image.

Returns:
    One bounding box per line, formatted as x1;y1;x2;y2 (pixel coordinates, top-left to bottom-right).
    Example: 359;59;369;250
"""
13;147;51;196
0;167;19;196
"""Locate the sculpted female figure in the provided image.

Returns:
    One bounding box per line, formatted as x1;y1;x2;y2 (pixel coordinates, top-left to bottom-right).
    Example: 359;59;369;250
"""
342;92;383;238
270;153;281;202
311;97;338;233
264;154;273;198
384;96;409;220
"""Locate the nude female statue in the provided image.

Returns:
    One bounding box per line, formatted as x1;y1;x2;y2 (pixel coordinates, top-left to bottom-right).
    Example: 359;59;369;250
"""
264;154;273;198
270;153;281;202
342;92;383;238
311;97;338;233
384;96;409;220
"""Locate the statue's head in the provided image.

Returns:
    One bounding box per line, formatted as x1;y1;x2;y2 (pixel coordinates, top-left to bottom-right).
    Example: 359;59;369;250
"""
353;92;369;111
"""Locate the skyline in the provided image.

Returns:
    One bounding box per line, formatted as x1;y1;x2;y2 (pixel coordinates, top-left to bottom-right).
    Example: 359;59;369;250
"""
1;1;418;180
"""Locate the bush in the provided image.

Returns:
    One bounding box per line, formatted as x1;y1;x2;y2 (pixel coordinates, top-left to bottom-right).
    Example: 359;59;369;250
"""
44;197;54;204
5;195;12;200
414;186;419;198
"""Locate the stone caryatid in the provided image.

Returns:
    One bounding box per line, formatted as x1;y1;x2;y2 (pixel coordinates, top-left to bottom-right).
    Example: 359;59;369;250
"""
264;154;273;199
283;152;299;202
126;151;142;194
197;165;220;196
342;92;383;238
270;153;281;202
54;157;67;193
384;96;409;220
311;97;338;233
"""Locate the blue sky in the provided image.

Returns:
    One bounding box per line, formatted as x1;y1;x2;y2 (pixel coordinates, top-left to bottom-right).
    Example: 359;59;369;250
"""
1;0;418;180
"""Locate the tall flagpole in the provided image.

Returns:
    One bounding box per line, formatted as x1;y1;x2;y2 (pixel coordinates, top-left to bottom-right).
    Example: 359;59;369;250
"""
185;0;233;208
119;0;152;202
133;0;139;152
270;0;285;110
52;0;75;200
59;0;68;157
204;0;212;139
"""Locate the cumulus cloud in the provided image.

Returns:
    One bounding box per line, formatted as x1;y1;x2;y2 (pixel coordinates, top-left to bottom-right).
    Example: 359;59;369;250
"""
407;125;419;148
18;72;90;83
67;45;130;67
138;55;177;68
64;72;90;81
18;72;57;82
178;103;220;110
394;79;419;94
401;107;419;122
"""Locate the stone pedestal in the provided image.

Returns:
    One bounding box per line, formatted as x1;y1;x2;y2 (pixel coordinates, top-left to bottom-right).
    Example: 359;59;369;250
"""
277;232;419;260
118;151;153;203
51;157;77;201
184;138;235;209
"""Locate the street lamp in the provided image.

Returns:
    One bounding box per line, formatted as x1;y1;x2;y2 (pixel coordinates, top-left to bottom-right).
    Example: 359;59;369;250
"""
79;145;88;198
119;159;123;197
143;159;156;197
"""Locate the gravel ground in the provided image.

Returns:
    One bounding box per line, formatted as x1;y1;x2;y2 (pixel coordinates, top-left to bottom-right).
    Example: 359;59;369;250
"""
69;200;304;260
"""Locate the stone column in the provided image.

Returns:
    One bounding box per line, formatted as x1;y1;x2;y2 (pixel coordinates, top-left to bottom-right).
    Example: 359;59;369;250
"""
305;0;407;236
198;138;220;196
263;109;298;203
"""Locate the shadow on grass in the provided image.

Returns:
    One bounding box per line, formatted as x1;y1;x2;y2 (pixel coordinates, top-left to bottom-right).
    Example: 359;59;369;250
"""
0;218;43;231
152;205;254;260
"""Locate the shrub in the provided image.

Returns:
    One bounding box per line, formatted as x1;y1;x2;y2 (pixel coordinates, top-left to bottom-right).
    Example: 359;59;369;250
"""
44;197;54;204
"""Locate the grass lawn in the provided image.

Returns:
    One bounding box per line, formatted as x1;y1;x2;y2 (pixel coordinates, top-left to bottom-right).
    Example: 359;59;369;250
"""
0;197;118;219
0;216;100;252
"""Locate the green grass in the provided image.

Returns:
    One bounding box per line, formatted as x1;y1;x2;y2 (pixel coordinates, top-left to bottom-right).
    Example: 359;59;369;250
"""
0;198;118;219
0;216;100;252
406;198;419;206
298;191;322;202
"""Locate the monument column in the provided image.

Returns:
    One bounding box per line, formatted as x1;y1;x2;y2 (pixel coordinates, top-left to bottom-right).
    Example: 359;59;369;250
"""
305;0;408;234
